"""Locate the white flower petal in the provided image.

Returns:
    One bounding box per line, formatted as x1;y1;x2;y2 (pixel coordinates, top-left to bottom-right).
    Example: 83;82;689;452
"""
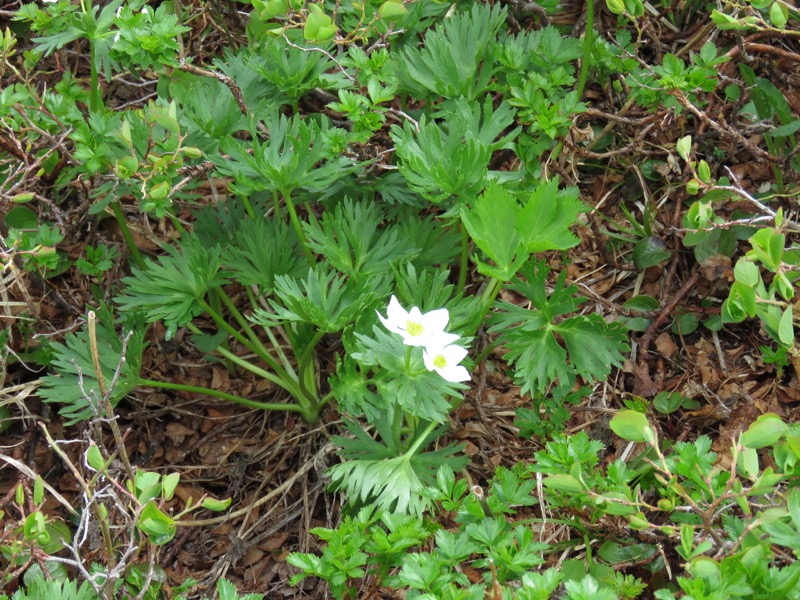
439;343;468;364
423;343;470;382
438;364;471;383
421;307;449;334
385;295;407;324
424;331;460;349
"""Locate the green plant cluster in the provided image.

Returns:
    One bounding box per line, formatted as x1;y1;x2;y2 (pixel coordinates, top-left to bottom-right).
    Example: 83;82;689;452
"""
291;412;800;599
1;0;800;597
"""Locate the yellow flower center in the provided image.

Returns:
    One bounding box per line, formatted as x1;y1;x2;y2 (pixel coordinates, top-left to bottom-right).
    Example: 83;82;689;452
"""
405;320;424;336
433;354;447;369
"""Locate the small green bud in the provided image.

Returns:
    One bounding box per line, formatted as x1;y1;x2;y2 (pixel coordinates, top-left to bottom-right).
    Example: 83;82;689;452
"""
379;0;407;19
697;160;711;183
11;192;35;203
686;179;701;195
607;0;625;14
182;146;203;159
770;1;788;28
149;181;171;201
115;156;139;179
628;513;650;530
657;498;674;511
34;246;57;258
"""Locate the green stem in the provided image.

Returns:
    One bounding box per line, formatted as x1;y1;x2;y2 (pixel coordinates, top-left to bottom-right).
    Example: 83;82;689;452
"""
139;378;303;413
197;300;259;354
282;189;315;266
271;189;282;220
297;329;325;400
575;0;595;101
457;221;469;294
242;195;256;220
404;421;439;458
471;338;500;367
218;291;281;367
299;330;326;374
245;287;295;375
185;323;320;421
167;213;185;236
110;201;146;270
470;278;503;336
186;320;291;386
89;34;100;112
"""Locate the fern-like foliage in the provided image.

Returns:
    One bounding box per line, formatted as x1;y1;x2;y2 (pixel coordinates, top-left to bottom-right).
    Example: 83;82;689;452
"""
116;235;228;339
225;217;307;293
215;111;353;196
1;577;98;600
215;37;349;109
304;197;419;279
390;96;520;204
349;327;465;423
396;3;507;101
328;418;467;515
253;266;386;334
490;260;629;395
39;307;144;425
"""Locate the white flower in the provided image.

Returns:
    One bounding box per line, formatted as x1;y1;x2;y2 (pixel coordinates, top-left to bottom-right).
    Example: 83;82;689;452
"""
423;344;470;383
378;295;459;348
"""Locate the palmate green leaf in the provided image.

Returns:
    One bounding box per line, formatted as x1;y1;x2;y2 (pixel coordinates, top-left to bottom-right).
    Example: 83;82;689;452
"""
351;327;464;422
215;37;349;109
304;197;419;278
39;306;144;425
329;357;383;421
392;117;491;204
391;96;519;205
554;315;629;384
224;217;307;293
434;96;521;153
461;182;525;281
463;180;583;281
516;178;584;253
490;260;630;394
396;3;507;101
261;266;385;333
329;419;467;515
117;236;228;339
216;111;353;196
495;327;573;396
5;577;98;600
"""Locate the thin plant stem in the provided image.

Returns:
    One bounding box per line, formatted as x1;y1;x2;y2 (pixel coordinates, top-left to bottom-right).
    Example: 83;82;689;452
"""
110;201;146;270
244;287;295;375
139;378;303;413
87;1;101;114
471;278;503;335
185;320;291;387
271;189;282;220
458;221;469;294
283;188;316;265
167;212;185;236
575;0;595;101
86;311;135;482
404;420;439;458
242;194;256;220
196;299;285;375
217;291;282;368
